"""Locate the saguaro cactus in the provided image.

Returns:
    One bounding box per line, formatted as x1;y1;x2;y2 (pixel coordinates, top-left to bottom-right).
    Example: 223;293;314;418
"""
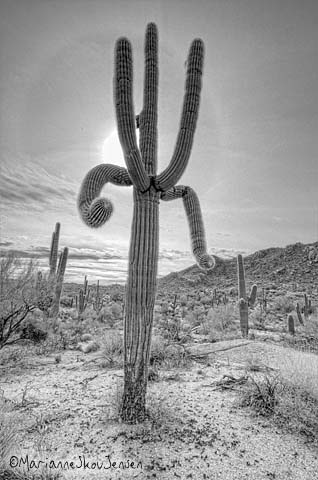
93;280;103;313
76;275;90;316
49;222;60;277
50;247;69;318
287;314;295;335
304;293;310;320
237;254;257;338
78;23;215;423
48;222;68;318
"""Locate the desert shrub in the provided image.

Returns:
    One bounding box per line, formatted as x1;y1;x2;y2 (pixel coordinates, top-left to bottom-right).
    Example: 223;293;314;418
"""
241;372;318;443
79;306;97;321
111;292;123;302
180;295;188;306
241;348;318;443
78;340;100;354
0;254;53;348
101;332;123;366
272;296;294;314
185;306;205;327
250;306;266;329
201;295;212;306
160;301;169;314
241;374;284;415
97;306;116;327
207;305;237;330
197;305;239;341
111;302;122;321
20;320;47;343
60;296;73;308
150;335;167;366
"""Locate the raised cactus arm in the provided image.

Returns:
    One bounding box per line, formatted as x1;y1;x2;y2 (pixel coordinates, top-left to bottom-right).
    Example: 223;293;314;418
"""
49;222;60;276
78;164;132;228
139;23;158;175
156;39;204;191
249;284;257;307
161;185;215;270
115;38;150;191
237;254;247;299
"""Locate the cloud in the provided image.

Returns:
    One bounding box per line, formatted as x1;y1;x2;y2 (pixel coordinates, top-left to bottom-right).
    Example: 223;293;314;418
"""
0;241;250;285
0;241;13;247
0;156;77;212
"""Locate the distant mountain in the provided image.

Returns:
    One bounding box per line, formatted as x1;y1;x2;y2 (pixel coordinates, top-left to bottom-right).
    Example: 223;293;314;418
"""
158;241;318;296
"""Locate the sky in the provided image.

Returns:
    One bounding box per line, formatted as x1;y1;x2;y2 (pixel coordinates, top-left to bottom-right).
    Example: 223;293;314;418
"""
0;0;317;284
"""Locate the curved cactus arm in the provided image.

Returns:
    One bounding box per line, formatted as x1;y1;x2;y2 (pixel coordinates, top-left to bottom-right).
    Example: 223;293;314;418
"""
139;22;158;175
78;164;133;228
161;185;215;270
155;39;204;192
114;37;150;191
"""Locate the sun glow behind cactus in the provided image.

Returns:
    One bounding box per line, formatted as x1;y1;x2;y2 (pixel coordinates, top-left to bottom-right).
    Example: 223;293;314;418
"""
102;129;140;166
102;130;125;166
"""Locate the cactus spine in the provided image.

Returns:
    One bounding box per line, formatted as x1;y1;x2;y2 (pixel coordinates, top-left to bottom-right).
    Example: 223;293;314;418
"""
237;254;257;338
78;23;215;423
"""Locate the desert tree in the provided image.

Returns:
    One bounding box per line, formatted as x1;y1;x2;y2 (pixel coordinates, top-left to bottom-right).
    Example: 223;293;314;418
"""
0;253;52;349
78;23;215;423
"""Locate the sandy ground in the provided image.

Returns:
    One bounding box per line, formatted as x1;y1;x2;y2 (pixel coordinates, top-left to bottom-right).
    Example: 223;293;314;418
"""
1;340;318;480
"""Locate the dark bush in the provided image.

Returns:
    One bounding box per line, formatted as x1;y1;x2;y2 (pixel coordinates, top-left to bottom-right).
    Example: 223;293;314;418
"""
20;322;47;343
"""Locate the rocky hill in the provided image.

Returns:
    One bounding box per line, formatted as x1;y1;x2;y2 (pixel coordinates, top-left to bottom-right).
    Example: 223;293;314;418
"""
158;241;318;297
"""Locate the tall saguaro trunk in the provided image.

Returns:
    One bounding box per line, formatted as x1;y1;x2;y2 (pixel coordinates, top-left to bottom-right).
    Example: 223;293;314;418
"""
78;23;215;423
122;188;160;421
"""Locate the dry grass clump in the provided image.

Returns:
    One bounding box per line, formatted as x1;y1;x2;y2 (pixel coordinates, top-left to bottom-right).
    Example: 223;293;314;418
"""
150;334;190;369
0;397;64;479
100;331;123;367
240;347;318;443
0;398;17;469
278;348;318;399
